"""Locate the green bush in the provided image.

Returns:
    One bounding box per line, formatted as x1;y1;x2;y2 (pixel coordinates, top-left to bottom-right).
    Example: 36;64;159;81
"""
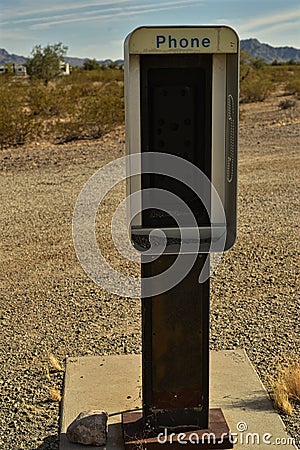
27;42;68;84
83;58;100;70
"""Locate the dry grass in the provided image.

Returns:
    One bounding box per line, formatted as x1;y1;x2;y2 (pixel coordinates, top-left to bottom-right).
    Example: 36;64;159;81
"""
285;363;300;401
47;356;63;402
273;383;293;415
49;354;64;372
44;366;51;381
49;388;62;402
272;360;300;415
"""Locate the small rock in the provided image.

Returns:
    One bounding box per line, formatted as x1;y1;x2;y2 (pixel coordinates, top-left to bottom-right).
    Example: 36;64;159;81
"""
66;410;108;446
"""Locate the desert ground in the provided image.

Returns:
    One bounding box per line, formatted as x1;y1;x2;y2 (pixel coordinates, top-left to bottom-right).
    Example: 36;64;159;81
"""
0;91;299;449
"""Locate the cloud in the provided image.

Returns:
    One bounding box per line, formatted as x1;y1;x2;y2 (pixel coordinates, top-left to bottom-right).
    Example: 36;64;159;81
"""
6;0;202;30
0;28;35;43
257;18;300;36
1;0;135;19
229;8;300;34
1;0;201;26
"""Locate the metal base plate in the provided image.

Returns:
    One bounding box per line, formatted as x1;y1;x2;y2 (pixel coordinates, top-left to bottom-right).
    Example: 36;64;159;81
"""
122;409;233;449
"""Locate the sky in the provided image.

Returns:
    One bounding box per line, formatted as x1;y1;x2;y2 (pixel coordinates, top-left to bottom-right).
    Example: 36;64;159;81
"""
1;0;300;60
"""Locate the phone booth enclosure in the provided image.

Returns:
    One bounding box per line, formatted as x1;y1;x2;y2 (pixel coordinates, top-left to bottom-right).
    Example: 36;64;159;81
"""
125;26;239;253
124;25;239;431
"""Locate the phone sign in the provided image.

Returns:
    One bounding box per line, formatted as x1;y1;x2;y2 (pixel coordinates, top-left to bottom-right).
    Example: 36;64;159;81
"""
128;27;238;53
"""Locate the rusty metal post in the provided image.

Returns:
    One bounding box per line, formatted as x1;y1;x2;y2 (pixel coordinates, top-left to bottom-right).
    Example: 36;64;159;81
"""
141;253;209;431
122;253;233;449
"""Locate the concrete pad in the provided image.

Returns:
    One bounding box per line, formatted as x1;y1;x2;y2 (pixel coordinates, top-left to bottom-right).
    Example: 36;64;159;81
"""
60;350;297;449
209;350;297;449
60;355;142;450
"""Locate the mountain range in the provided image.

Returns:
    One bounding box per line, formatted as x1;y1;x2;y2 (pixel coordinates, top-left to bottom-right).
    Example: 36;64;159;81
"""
1;39;299;67
240;38;300;63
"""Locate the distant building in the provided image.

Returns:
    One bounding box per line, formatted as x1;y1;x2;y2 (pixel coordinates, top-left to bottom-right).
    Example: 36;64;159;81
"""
0;66;8;75
13;64;27;76
59;61;70;75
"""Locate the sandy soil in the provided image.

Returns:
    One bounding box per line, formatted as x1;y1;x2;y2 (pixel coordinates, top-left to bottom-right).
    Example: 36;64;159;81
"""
0;92;299;449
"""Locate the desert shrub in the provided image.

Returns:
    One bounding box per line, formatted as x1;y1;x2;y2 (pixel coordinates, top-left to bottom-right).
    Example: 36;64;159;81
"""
0;85;38;148
251;56;266;69
28;83;70;118
266;65;293;83
240;63;300;103
97;67;124;83
278;99;296;109
240;50;251;66
83;58;101;71
78;86;123;135
240;69;274;103
0;68;124;147
66;68;123;85
53;81;124;143
240;65;269;103
285;79;300;97
261;65;300;96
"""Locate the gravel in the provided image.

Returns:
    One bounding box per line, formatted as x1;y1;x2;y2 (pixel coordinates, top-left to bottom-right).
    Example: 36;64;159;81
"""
0;95;299;449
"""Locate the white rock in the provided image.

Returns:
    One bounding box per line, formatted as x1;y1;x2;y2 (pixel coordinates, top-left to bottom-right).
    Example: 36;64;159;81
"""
66;410;108;446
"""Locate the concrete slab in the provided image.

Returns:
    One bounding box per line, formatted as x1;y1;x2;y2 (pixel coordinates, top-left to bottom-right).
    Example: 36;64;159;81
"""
60;350;297;449
60;355;142;450
209;350;297;449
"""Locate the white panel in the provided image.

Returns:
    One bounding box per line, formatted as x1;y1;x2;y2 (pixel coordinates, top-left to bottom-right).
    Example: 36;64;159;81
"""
125;54;142;226
211;54;226;224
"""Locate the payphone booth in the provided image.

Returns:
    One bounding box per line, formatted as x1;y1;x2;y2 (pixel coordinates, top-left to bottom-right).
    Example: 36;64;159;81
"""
124;26;239;449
